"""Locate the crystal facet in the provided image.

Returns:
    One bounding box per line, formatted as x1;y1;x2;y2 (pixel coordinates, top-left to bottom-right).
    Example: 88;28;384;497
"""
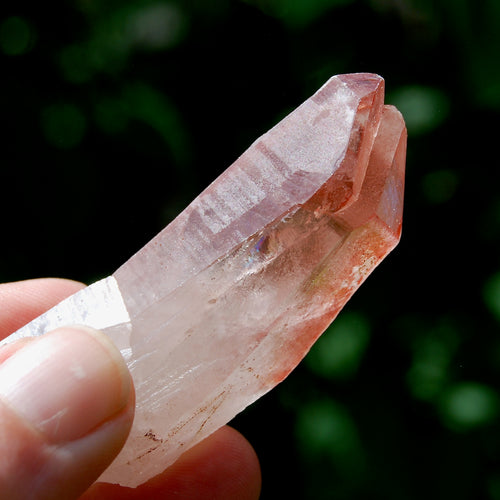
4;73;406;486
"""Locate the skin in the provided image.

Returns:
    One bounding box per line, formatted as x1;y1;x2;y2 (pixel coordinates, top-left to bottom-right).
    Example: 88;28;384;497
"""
0;279;261;499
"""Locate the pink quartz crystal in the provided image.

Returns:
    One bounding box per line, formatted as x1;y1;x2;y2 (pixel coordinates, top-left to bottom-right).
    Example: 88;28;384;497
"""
4;73;406;486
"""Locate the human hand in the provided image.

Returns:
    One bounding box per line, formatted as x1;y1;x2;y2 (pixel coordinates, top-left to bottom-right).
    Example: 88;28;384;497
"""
0;278;261;499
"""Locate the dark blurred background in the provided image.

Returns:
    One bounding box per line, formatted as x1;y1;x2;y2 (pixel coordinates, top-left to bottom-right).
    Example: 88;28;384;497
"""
1;0;500;498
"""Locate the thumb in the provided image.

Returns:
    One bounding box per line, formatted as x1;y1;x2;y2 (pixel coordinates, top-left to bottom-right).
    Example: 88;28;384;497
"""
0;326;134;500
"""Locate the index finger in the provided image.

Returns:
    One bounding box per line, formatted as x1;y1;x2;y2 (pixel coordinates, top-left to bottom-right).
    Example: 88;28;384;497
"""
0;278;85;340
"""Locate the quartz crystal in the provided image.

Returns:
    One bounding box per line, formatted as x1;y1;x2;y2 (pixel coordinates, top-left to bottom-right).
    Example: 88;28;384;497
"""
4;73;406;487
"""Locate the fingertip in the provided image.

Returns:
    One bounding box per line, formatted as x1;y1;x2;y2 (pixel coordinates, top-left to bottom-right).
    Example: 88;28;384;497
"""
206;426;262;500
122;425;261;500
0;325;135;499
0;278;86;339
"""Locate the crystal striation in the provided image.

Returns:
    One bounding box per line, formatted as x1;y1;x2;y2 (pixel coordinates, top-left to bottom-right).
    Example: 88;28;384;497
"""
4;73;406;487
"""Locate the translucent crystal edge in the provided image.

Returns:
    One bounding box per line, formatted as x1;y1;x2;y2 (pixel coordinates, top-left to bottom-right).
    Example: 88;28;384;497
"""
0;277;130;344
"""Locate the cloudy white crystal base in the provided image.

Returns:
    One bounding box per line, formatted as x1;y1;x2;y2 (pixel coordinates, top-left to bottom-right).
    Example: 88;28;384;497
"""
2;74;406;487
7;277;130;351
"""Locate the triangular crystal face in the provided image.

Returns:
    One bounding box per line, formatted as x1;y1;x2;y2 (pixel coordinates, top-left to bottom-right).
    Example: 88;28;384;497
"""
5;73;406;486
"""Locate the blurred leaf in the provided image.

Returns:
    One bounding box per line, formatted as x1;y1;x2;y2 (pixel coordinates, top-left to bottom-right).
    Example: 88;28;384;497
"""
122;82;190;165
295;399;365;472
0;16;34;55
245;0;354;28
59;3;187;83
484;272;500;323
438;382;499;431
306;311;370;380
126;2;187;50
406;317;460;401
441;0;500;109
387;85;449;135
